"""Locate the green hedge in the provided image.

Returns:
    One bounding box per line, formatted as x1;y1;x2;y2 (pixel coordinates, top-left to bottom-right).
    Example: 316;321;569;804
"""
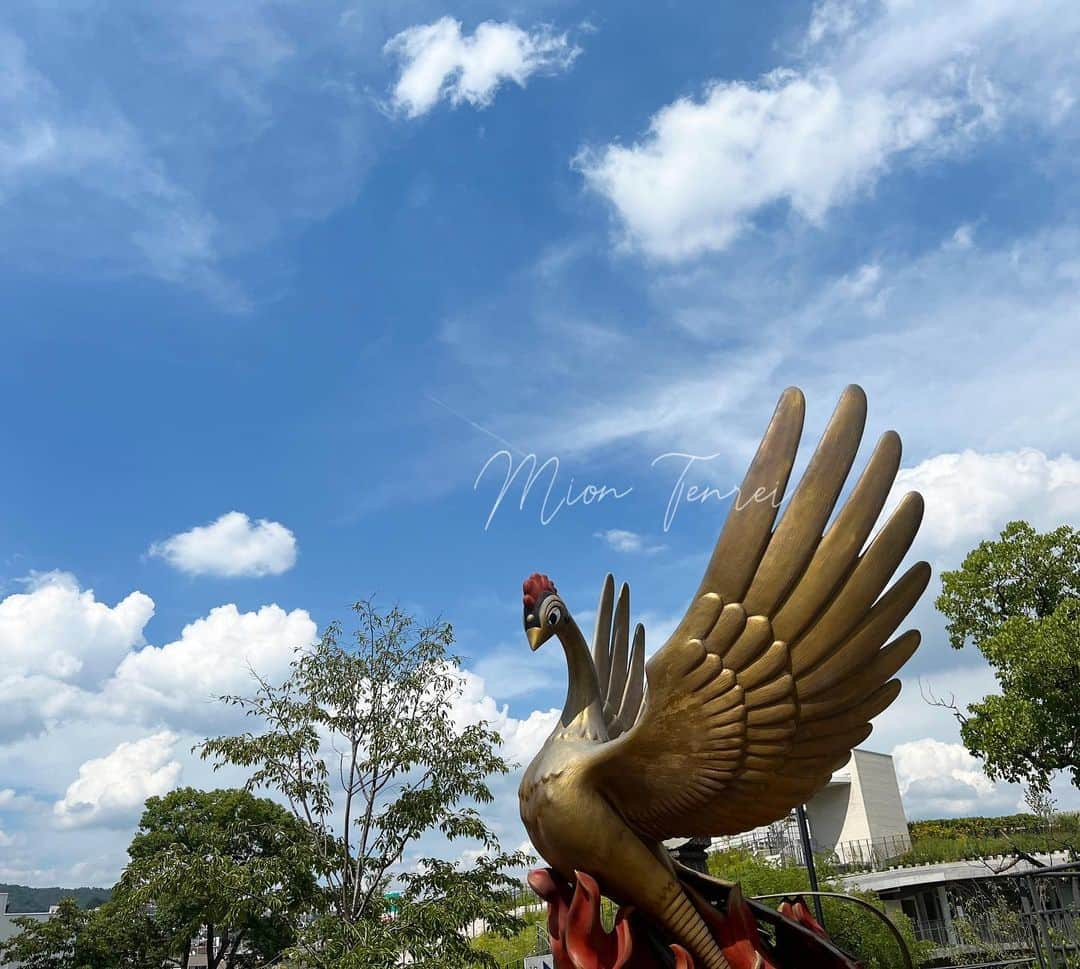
908;812;1080;840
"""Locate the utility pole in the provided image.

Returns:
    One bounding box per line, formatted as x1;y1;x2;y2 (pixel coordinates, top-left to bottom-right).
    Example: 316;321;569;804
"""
796;804;826;928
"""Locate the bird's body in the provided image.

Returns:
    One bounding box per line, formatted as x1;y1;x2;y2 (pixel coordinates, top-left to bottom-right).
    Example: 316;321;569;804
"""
517;387;929;969
518;621;732;969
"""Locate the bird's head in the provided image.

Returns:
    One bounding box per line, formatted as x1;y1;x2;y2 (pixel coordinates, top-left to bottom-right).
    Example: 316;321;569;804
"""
522;572;568;650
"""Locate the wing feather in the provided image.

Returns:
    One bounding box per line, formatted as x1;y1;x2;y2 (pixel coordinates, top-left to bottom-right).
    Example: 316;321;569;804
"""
591;574;647;738
741;385;866;616
584;386;929;840
687;388;804;608
592;574;614;691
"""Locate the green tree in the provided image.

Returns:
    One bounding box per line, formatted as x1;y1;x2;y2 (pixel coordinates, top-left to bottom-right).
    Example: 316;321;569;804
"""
937;520;1080;791
198;600;526;969
0;898;89;969
0;897;168;969
116;787;319;969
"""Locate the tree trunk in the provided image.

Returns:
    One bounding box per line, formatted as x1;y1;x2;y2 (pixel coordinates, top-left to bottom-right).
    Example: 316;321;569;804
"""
215;928;230;969
223;929;245;969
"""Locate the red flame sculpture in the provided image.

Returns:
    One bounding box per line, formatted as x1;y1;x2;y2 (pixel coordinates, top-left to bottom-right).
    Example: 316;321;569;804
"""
528;869;691;969
527;868;862;969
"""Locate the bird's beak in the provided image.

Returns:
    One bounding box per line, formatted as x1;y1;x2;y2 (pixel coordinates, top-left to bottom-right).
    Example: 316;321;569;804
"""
527;626;549;651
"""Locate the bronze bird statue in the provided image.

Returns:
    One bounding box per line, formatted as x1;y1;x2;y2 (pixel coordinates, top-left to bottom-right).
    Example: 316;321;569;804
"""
518;386;929;969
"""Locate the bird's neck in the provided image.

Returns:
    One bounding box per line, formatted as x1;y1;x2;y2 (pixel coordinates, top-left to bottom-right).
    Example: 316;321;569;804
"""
554;618;608;742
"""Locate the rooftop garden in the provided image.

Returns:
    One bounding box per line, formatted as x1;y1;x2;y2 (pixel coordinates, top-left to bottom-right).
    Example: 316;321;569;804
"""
893;811;1080;868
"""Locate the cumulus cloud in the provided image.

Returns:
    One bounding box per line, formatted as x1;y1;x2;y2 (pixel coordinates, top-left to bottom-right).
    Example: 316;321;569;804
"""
887;449;1080;554
0;571;153;690
892;737;1019;818
453;668;558;767
53;732;182;829
0;565;560;881
385;17;578;119
149;511;297;577
579;72;953;260
109;603;316;729
578;0;1080;259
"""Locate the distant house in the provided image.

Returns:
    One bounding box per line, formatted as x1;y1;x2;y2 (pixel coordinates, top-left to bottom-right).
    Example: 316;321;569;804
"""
0;893;56;969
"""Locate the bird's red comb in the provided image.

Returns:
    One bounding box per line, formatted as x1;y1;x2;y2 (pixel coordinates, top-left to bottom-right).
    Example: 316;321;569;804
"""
523;573;557;610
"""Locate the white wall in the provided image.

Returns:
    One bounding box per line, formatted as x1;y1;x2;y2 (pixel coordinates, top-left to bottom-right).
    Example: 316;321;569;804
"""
805;749;911;859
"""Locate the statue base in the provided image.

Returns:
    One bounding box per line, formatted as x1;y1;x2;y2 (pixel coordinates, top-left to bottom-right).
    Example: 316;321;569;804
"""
527;865;862;969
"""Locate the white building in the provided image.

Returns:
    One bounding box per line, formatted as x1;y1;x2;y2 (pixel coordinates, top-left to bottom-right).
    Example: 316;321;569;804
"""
805;749;912;863
710;748;912;866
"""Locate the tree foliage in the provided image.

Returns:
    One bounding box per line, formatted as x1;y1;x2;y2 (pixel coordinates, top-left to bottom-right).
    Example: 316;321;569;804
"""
936;520;1080;790
0;898;89;969
117;787;319;969
198;600;526;968
0;897;168;969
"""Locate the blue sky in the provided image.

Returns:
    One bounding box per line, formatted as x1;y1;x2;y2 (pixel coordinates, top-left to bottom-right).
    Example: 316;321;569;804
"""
3;0;1080;886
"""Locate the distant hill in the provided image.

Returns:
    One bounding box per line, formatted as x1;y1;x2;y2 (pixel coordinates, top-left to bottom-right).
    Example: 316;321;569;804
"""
0;883;111;913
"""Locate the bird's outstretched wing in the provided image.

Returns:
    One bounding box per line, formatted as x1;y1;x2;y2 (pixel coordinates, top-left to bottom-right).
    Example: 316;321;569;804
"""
584;385;929;839
591;575;646;739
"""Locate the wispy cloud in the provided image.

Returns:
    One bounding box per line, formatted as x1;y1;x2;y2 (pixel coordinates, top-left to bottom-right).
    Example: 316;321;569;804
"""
594;529;666;555
0;4;383;304
0;28;233;300
385;17;579;119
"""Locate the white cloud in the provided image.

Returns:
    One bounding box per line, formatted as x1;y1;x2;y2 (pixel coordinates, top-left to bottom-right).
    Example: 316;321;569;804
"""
948;223;976;250
887;449;1080;554
578;0;1080;260
53;732;182;829
892;737;1018;818
0;675;89;745
385;17;579;119
450;668;558;768
458;216;1080;477
109;603;316;729
579;71;954;260
0;566;154;743
0;571;153;688
593;529;666;554
149;511;297;577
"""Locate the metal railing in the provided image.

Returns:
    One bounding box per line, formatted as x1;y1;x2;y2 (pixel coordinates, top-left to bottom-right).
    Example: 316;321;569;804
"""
830;834;914;872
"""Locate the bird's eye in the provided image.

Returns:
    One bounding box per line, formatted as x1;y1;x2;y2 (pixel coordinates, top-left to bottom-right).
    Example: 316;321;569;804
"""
547;606;563;626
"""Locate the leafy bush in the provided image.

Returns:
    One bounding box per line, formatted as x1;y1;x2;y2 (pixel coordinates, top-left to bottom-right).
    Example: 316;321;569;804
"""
471;909;548;964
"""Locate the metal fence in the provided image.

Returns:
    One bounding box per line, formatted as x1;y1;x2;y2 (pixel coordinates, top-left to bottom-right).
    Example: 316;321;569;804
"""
830;833;914;871
711;816;914;874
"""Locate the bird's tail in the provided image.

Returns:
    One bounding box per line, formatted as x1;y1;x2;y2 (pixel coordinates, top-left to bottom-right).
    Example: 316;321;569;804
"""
669;863;861;969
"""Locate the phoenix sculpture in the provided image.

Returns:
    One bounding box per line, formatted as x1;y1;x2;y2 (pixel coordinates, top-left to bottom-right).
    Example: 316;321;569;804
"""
518;386;929;969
